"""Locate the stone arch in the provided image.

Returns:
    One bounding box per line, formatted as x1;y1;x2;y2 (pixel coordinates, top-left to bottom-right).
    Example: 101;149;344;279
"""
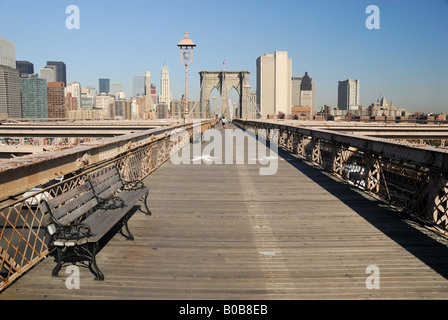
199;71;250;121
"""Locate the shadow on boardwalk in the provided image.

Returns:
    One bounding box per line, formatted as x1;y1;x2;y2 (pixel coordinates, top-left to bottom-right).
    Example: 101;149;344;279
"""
274;144;448;281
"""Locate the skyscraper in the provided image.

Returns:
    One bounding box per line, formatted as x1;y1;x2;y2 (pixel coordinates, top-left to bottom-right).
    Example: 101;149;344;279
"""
47;82;66;118
20;75;48;119
0;36;21;118
256;51;292;117
0;36;16;69
16;61;34;77
144;71;154;112
46;61;66;86
159;62;171;106
338;79;360;110
291;72;316;115
99;78;110;94
40;66;56;83
133;76;145;97
110;81;124;98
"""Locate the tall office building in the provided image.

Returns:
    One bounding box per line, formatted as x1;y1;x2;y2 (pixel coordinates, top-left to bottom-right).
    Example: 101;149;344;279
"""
16;61;34;77
338;79;360;110
110;81;124;98
256;51;292;117
20;75;48;119
0;36;21;118
65;82;81;110
144;71;154;112
47;82;66;118
99;78;110;94
0;36;16;69
133;75;145;97
292;72;316;115
40;66;56;83
159;62;171;105
46;61;66;86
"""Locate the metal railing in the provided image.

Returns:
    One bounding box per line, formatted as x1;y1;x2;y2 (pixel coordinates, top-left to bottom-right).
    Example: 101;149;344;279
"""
0;120;214;291
234;119;448;234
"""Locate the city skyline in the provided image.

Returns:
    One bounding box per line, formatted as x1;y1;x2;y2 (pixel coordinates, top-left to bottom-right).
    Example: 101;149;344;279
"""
0;0;447;113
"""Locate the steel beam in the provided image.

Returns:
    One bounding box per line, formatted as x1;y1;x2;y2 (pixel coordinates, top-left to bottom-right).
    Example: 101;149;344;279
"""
0;120;215;200
234;119;448;173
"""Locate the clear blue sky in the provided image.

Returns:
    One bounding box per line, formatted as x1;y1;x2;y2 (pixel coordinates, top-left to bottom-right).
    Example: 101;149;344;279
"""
1;0;447;113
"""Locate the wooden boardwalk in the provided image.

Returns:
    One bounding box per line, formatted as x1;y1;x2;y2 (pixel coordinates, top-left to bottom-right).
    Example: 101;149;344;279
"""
2;123;448;300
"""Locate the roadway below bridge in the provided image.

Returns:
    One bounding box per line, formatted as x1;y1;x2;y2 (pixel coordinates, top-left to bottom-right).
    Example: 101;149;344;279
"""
2;123;448;300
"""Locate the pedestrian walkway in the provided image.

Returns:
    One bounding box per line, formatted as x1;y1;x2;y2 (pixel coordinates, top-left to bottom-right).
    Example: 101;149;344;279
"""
2;123;448;299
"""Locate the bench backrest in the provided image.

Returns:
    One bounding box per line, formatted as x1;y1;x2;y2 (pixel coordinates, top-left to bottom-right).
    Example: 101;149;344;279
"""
39;181;98;235
89;167;124;200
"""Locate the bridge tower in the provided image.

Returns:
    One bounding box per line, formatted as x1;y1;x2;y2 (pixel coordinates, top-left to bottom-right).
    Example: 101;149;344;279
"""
199;71;250;121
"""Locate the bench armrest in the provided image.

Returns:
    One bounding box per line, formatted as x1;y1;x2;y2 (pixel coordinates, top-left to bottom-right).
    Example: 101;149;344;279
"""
97;195;125;210
121;179;145;191
56;222;93;240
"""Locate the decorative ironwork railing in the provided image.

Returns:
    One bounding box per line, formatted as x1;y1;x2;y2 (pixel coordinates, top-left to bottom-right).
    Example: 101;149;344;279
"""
0;120;210;291
235;119;448;235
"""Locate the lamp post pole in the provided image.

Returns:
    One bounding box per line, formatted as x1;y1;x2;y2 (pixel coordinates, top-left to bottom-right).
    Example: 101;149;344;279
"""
177;32;196;123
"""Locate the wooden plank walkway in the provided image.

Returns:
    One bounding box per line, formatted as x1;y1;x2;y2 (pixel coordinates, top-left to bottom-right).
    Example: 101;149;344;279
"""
2;123;448;300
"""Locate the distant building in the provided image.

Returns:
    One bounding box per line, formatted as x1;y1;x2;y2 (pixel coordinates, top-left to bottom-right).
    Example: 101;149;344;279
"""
68;109;102;120
134;96;147;119
46;61;66;86
0;36;16;69
0;36;21;118
81;88;94;109
65;92;78;113
133;76;145;97
257;51;292;117
16;61;34;77
292;72;316;115
144;71;154;112
369;96;408;117
157;103;168;119
40;66;56;83
110;99;131;120
20;74;48;119
47;82;66;118
65;82;81;110
99;78;110;94
95;93;115;118
159;62;171;105
338;79;360;110
0;65;21;118
110;81;123;98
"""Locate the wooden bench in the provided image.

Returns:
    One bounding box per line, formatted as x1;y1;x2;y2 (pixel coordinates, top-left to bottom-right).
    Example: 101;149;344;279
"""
39;166;150;280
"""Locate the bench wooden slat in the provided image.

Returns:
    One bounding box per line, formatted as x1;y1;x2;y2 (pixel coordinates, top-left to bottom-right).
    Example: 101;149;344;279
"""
51;189;97;221
92;175;122;198
91;168;117;185
45;182;90;211
58;197;98;226
85;187;148;242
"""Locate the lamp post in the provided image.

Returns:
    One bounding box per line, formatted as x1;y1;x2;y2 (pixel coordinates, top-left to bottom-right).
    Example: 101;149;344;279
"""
177;32;196;123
